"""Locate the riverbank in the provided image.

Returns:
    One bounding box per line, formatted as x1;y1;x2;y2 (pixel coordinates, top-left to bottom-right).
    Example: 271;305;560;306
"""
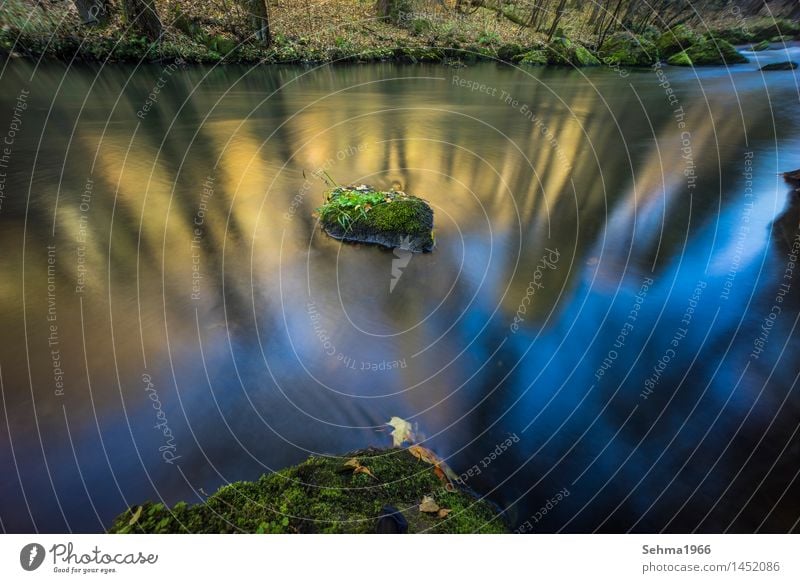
2;1;799;67
108;447;509;534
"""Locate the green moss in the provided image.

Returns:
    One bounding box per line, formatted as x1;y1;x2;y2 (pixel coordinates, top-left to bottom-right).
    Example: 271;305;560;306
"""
686;38;748;65
666;36;747;67
710;27;754;45
544;37;572;66
317;185;434;252
395;46;444;63
573;44;600;66
748;18;800;42
599;32;658;66
409;18;432;36
203;34;236;56
751;39;770;51
496;42;524;63
546;37;599;67
657;24;701;58
519;49;548;66
667;50;693;67
109;448;508;534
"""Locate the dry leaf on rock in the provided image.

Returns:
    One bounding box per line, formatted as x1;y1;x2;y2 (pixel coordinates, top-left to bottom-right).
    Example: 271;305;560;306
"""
408;444;439;465
437;508;452;519
419;495;440;513
408;444;458;485
341;458;378;480
354;465;378;480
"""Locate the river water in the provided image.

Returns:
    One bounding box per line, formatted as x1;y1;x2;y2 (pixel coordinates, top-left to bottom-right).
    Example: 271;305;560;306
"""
1;46;799;533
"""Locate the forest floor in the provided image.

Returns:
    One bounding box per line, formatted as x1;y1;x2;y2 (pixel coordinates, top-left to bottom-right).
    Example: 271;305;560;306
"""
1;0;799;66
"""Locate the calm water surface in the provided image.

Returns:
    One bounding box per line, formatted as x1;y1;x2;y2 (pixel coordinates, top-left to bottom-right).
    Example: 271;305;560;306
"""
1;46;799;532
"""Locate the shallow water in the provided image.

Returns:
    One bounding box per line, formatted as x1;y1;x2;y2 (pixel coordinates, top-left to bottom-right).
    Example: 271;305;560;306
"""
1;46;799;532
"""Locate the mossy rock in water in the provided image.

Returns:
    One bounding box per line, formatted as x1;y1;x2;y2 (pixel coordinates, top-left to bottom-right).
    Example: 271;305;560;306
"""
598;32;658;66
760;61;798;71
668;38;747;66
751;40;771;52
318;185;434;253
657;24;702;58
108;448;508;533
546;37;600;67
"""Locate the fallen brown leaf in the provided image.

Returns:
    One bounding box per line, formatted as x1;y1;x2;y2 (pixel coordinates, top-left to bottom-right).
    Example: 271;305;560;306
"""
437;508;452;519
354;465;378;480
341;458;378;480
408;444;458;486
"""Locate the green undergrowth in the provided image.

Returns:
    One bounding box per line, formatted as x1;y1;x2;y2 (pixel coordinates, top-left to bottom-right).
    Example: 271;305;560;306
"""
109;448;508;534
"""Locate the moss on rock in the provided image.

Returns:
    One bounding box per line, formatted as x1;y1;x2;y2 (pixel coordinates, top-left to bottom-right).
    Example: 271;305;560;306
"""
748;19;800;42
711;27;755;45
691;38;748;65
599;32;658;66
546;37;599;67
667;50;693;67
751;39;771;51
108;448;508;534
318;185;434;253
667;38;747;66
518;48;548;66
496;42;525;63
657;24;701;58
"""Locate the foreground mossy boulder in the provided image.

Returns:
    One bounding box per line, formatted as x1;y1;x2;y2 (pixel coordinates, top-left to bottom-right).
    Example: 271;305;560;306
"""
108;448;508;533
318;185;434;252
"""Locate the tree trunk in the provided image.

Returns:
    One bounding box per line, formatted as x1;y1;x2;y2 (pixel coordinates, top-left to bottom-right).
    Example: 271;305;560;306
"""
376;0;391;18
73;0;112;25
598;0;624;48
248;0;271;45
546;0;567;41
376;0;407;22
122;0;162;41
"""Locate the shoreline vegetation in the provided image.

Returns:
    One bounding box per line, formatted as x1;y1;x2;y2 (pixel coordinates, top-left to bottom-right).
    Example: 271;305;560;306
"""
1;1;799;69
